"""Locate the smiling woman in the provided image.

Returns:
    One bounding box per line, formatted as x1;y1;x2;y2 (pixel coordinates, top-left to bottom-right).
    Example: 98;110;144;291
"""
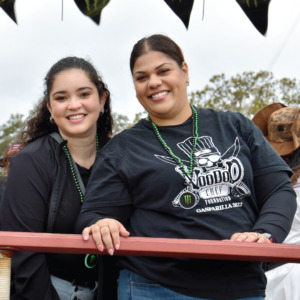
47;68;107;168
76;34;297;300
0;57;117;300
132;50;190;126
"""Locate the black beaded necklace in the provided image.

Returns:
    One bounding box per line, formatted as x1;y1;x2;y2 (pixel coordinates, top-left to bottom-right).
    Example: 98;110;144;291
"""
62;134;99;203
149;105;199;179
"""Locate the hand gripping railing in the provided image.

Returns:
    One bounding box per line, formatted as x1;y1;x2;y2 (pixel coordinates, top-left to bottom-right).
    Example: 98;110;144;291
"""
1;231;300;299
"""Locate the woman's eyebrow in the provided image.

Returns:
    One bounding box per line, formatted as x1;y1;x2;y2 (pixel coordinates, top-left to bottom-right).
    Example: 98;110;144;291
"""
52;87;93;97
134;63;172;76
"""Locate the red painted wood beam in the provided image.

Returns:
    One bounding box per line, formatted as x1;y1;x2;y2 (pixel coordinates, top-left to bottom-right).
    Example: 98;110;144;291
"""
0;231;300;263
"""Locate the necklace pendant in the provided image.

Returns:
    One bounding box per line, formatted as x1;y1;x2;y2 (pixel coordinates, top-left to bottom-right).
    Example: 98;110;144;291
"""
179;190;197;209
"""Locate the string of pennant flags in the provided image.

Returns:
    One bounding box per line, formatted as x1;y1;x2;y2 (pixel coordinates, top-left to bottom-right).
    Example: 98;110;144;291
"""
0;0;271;35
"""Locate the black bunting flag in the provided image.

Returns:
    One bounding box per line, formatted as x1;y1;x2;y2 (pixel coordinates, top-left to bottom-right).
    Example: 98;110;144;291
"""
0;0;271;36
236;0;271;36
0;0;17;24
164;0;195;29
73;0;110;25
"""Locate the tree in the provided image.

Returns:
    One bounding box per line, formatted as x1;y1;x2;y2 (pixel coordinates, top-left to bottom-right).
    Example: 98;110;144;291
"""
132;111;147;124
112;111;148;135
112;112;131;135
190;71;300;118
0;113;25;157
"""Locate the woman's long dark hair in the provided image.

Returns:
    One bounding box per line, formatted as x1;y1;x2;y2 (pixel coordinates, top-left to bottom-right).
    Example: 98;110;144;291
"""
20;56;113;147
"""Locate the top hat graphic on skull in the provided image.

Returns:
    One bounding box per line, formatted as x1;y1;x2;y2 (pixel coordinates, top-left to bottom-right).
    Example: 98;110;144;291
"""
178;136;222;169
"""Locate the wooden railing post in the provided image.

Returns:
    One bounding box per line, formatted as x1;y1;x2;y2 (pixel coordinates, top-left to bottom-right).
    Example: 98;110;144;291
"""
0;250;13;300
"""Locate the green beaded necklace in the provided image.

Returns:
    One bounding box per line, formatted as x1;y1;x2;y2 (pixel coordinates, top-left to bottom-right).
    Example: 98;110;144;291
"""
149;105;199;178
62;134;99;203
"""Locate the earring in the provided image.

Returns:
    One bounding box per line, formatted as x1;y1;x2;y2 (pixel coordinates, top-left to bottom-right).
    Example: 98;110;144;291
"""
186;81;189;86
101;108;105;116
50;116;55;124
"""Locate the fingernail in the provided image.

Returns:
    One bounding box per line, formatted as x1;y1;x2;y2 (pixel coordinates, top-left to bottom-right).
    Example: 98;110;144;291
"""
98;245;104;251
83;235;88;241
115;243;120;250
108;248;114;256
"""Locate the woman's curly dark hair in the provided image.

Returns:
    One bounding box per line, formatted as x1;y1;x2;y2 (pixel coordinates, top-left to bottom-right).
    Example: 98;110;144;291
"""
20;56;113;147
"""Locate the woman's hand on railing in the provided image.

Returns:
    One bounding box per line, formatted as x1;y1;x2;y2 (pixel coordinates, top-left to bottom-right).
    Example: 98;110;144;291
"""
82;218;130;255
230;232;272;243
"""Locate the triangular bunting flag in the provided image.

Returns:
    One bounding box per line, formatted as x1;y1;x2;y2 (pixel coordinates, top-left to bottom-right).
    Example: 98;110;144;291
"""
236;0;271;36
164;0;195;29
73;0;110;25
0;0;17;24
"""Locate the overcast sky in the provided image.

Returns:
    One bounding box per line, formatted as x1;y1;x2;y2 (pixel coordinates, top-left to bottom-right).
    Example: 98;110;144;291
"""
1;0;300;125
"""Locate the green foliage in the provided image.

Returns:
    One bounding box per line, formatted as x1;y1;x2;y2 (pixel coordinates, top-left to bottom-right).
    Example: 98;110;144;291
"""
0;113;25;157
189;71;300;118
132;111;147;124
112;112;131;135
112;111;148;135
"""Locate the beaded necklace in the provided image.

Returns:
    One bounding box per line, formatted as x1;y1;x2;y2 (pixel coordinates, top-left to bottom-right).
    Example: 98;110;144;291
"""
62;134;99;203
149;105;199;180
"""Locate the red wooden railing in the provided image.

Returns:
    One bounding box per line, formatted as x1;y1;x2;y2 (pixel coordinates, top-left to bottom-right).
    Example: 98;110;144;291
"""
1;231;300;299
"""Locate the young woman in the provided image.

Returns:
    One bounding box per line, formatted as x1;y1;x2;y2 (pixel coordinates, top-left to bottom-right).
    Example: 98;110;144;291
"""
0;57;117;300
252;103;300;300
76;35;297;300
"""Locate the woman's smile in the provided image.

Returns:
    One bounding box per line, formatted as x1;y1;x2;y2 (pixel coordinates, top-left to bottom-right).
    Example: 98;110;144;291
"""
67;113;86;123
148;90;169;101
